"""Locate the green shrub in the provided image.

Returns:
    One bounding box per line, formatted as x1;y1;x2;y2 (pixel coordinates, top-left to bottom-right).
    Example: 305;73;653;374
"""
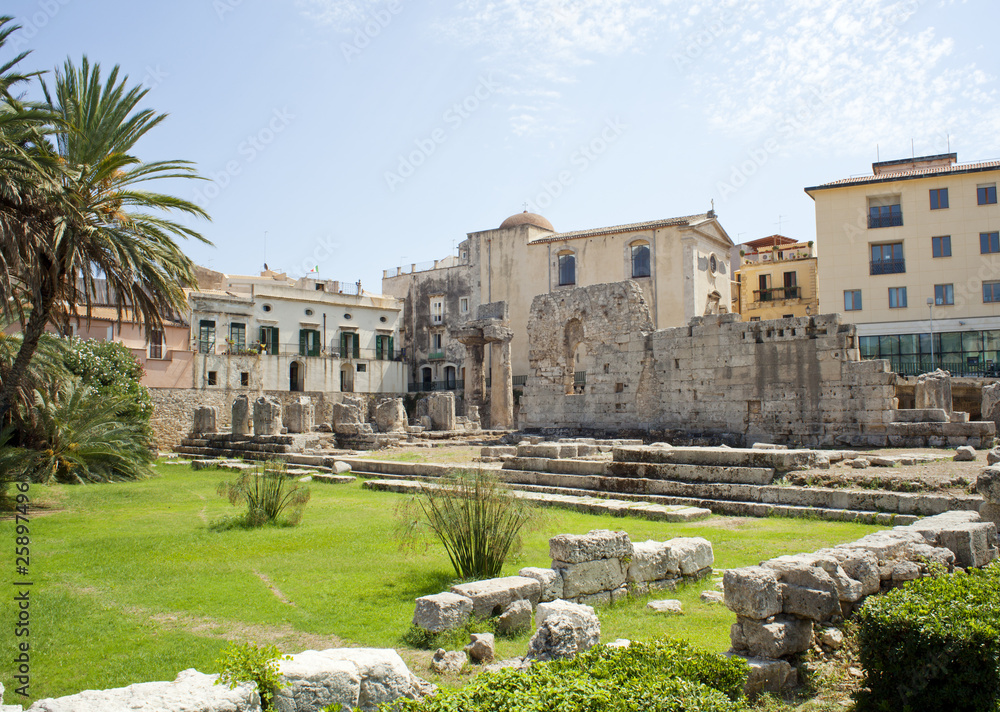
855;563;1000;711
397;469;533;579
401;615;499;650
390;638;750;712
63;337;152;425
215;641;290;711
217;461;311;527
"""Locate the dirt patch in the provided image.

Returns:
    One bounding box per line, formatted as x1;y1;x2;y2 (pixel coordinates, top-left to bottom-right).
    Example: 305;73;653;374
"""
253;568;296;607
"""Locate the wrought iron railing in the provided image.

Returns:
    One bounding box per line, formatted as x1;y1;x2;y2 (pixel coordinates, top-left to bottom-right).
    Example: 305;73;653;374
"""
753;286;801;302
869;258;906;275
868;213;903;228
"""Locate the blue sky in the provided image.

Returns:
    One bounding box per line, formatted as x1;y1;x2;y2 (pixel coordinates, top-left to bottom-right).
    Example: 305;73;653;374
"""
6;0;998;291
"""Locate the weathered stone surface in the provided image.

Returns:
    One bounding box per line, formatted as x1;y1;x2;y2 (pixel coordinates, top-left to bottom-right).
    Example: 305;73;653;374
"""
989;448;1000;466
647;599;683;614
430;649;466;675
497;599;532;635
555;558;626;599
954;445;977;461
527;601;600;661
980;502;1000;527
253;397;283;436
311;649;422;711
820;628;844;649
726;654;798;698
518;567;563;602
915;369;952;412
286;397;315;434
465;633;495;664
700;590;725;604
977;467;1000;503
628;540;680;582
983;382;1000;432
413;592;473;632
723;567;782;620
25;669;259;712
375;399;407;433
549;529;633;564
938;521;998;568
821;548;881;597
274;651;361;712
731;615;812;659
192;406;218;435
232;395;251;436
670;537;714;575
763;556;842;620
450;577;541;618
332;399;364;434
426;392;457;431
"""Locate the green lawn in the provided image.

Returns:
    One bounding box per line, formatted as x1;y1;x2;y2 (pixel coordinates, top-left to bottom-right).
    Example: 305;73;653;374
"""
1;463;885;703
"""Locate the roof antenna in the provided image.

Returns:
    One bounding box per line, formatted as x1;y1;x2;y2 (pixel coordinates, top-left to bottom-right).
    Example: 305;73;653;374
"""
911;138;915;158
876;143;880;162
947;133;951;152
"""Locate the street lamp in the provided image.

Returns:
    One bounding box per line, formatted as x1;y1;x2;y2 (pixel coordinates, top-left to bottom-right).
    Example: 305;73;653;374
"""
927;297;935;372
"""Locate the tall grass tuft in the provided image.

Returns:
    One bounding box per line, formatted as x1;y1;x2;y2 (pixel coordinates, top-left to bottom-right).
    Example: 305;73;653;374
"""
216;461;311;527
399;469;534;579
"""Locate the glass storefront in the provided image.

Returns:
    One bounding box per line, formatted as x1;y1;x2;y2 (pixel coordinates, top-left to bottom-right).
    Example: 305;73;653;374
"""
859;329;1000;376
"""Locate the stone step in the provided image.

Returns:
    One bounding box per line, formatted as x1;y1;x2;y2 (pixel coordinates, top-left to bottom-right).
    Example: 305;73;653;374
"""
612;445;817;474
606;461;775;485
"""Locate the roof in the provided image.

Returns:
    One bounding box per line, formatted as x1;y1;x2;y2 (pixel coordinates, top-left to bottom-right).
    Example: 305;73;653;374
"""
743;235;798;249
67;305;186;326
499;211;555;231
527;212;717;245
805;159;1000;194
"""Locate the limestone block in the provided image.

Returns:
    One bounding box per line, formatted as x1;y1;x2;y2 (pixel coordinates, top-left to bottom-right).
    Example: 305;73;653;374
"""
989;448;1000;466
904;510;983;545
764;556;841;620
25;669;260;712
232;395;251;436
647;599;683;614
779;582;839;621
980;502;1000;527
670;537;714;575
192;406;218;435
723;567;782;619
938;521;998;568
518;567;563;602
725;654;798;698
983;382;1000;431
274;652;361;712
549;529;633;564
731;615;813;659
527;601;600;661
332;401;363;434
954;445;977;462
820;549;881;596
555;558;626;598
253;397;283;436
915;369;952;411
375;399;407;433
575;590;612;607
465;633;495;664
627;540;681;582
430;650;466;675
310;649;420;711
450;576;541;618
890;560;920;582
701;590;725;604
425;392;456;431
977;467;1000;503
286;397;315;434
497;599;532;635
413;592;473;632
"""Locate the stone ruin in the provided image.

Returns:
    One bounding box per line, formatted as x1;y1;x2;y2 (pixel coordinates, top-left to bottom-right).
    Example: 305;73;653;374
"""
232;395;251;436
285;396;315;434
375;398;407;433
414;392;481;434
254;396;283;436
191;406;217;435
453;301;515;430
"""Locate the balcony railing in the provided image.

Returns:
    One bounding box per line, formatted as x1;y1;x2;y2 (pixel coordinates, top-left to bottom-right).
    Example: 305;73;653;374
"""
753;286;801;302
868;213;903;229
869;258;906;275
408;380;463;393
427;351;445;360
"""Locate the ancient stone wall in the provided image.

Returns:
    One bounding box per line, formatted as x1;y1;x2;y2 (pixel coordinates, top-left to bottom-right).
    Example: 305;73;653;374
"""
519;281;897;448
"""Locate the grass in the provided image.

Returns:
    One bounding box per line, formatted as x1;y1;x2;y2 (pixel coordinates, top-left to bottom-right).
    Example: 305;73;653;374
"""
0;462;885;704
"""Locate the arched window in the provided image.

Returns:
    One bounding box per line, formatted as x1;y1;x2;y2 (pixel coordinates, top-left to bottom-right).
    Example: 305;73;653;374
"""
631;242;650;278
558;251;576;286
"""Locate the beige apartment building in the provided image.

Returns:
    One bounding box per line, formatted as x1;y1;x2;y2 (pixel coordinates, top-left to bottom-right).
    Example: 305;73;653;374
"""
733;235;819;321
807;153;1000;375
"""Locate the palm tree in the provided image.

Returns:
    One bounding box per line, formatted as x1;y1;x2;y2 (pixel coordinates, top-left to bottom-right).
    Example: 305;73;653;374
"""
0;54;210;425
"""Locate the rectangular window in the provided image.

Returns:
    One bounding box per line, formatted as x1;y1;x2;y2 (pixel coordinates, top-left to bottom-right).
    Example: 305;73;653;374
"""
198;320;215;354
430;297;444;324
985;282;1000;303
240;371;249;387
149;329;164;360
888;287;907;309
299;328;321;356
259;326;279;355
339;331;359;359
459;297;469;314
929;188;949;210
356;363;367;373
935;284;954;305
756;273;772;302
749;316;761;322
782;271;798;299
229;322;246;351
982;232;1000;254
631;243;651;278
978;184;997;205
868;196;903;228
932;235;951;258
844;290;862;311
207;371;217;386
432;332;442;350
375;334;393;360
870;242;905;274
558;253;576;286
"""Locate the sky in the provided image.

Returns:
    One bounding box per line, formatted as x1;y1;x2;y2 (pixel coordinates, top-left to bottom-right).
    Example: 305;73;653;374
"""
5;0;999;292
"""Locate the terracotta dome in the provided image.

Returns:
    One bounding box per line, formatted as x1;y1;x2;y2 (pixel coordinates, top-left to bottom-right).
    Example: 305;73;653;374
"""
499;210;554;231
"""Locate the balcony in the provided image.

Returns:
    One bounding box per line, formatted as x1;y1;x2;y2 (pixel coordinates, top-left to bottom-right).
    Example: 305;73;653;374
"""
869;258;906;276
753;286;801;303
868;213;903;229
427;351;445;360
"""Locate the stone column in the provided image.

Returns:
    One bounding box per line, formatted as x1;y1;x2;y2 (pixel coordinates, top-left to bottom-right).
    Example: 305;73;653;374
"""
485;325;514;430
232;395;251;436
253;396;283;436
192;406;217;435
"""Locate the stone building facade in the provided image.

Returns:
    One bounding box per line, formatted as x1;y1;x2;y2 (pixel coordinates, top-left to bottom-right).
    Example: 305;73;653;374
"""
519;281;898;447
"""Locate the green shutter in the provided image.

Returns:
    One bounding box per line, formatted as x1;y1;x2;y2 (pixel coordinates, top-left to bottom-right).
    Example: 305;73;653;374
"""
388;336;394;360
272;327;279;354
375;336;383;360
309;330;320;357
299;330;307;356
340;332;347;358
353;334;360;359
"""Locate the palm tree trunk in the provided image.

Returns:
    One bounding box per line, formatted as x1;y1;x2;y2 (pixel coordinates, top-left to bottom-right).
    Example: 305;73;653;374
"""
0;277;55;428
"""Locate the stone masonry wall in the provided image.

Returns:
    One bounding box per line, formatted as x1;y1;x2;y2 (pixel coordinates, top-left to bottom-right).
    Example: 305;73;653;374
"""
519;281;897;448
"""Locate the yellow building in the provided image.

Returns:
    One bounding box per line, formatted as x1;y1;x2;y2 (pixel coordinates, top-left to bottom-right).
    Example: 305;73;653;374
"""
733;235;819;321
806;153;1000;375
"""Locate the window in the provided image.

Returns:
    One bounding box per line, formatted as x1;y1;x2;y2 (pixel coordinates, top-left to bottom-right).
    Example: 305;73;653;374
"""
935;284;954;305
844;290;862;311
430;297;444;324
375;334;393;360
868;196;902;228
982;232;1000;254
929;188;949;210
356;363;367;373
207;371;217;386
783;271;798;299
240;371;249;387
432;332;442;350
148;330;164;360
932;235;951;258
305;308;314;316
459;297;469;314
198;320;215;354
299;328;321;356
630;243;650;278
558;252;576;286
888;287;907;309
261;304;272;312
259;326;279;355
710;254;718;273
978;184;997;205
984;282;1000;303
229;322;246;351
339;331;359;359
756;273;772;301
749;316;761;322
870;242;905;274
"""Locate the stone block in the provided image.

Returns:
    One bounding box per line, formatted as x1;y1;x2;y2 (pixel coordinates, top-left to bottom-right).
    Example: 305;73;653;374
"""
938;521;997;568
670;537;714;575
779;582;839;621
275;651;361;712
253;397;283;436
821;548;881;597
555;558;626;598
425;392;456;431
465;633;495;664
725;654;798;698
980;502;1000;527
450;576;541;618
978;467;1000;503
413;592;473;632
528;600;600;661
647;599;683;614
627;540;680;582
518;567;562;602
497;599;532;635
984;383;1000;432
232;395;251;436
430;649;466;674
954;445;977;462
723;567;782;619
731;615;813;659
915;369;952;411
988;448;1000;466
286;397;315;434
375;399;407;433
310;648;421;711
192;406;217;435
549;529;633;564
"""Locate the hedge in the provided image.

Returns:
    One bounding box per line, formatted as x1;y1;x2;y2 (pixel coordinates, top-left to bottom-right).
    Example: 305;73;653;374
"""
390;638;751;712
856;562;1000;711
